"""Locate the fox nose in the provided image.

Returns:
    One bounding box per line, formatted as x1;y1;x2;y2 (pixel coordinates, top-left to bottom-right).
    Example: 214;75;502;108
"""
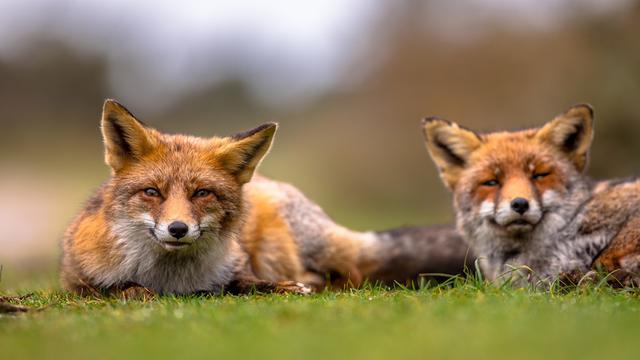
168;221;189;239
510;198;530;215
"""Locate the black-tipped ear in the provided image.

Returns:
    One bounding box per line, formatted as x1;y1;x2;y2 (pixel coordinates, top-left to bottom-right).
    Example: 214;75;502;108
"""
535;104;594;172
216;123;277;184
422;117;482;190
101;99;155;171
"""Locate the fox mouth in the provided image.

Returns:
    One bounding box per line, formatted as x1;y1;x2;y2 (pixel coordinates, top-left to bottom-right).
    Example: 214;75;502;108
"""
490;218;537;233
507;219;532;227
148;229;193;250
162;241;191;248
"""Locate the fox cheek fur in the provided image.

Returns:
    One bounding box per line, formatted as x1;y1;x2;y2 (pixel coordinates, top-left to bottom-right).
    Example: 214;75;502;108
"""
453;165;571;239
422;105;595;280
107;188;225;252
106;170;238;252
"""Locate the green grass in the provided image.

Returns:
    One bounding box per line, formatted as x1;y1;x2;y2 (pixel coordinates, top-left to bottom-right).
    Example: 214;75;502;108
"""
2;276;640;360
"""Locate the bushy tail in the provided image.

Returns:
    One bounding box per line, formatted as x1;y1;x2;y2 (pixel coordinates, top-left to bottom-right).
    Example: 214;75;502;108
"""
362;225;475;286
266;177;474;287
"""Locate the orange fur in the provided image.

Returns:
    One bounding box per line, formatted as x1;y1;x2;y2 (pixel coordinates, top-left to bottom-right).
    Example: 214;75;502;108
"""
241;191;303;282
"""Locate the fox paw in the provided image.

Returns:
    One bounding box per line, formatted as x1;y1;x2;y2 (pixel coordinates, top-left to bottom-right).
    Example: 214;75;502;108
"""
275;281;312;295
558;270;589;286
119;286;155;301
0;302;30;314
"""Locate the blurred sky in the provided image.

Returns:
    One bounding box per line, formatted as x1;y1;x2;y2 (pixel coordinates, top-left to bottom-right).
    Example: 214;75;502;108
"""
1;0;377;110
1;0;639;272
0;0;634;112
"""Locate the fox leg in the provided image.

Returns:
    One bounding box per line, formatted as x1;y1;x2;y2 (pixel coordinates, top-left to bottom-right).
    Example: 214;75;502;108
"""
66;277;155;300
110;283;156;300
324;265;364;290
314;228;365;290
71;284;155;300
298;271;328;292
224;273;312;295
593;216;640;287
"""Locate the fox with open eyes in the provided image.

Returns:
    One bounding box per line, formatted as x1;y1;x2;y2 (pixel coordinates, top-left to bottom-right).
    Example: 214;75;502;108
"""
423;104;640;286
60;99;470;297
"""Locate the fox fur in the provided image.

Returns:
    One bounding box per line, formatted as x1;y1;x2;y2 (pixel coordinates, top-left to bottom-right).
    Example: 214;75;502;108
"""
423;104;640;286
60;99;470;297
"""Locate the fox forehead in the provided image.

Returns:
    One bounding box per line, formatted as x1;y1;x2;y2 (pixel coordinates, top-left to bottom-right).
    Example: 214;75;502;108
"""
113;133;239;189
467;130;563;175
456;129;569;203
143;132;234;163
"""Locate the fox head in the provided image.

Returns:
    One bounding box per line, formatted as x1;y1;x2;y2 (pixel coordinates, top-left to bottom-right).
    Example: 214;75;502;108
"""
422;105;594;245
101;99;276;252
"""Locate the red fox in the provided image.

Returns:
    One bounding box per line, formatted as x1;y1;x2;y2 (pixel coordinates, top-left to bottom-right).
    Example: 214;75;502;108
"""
61;99;470;297
422;104;640;286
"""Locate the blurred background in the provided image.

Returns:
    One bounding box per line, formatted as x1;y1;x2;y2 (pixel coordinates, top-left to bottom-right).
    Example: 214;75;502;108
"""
1;0;639;288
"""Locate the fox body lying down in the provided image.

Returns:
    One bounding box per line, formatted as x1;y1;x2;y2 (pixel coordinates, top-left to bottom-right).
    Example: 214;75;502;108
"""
423;104;640;286
61;100;470;296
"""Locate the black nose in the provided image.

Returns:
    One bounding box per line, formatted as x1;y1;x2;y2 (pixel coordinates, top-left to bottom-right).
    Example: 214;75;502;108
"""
510;198;530;215
168;221;189;239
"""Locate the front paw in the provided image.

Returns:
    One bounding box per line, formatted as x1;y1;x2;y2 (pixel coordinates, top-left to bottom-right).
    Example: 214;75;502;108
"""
558;270;586;286
558;269;598;287
118;286;155;301
275;281;313;295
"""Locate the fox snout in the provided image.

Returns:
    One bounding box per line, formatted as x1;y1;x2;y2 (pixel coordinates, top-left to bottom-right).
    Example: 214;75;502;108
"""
151;219;202;250
491;196;542;233
168;221;189;239
510;198;530;215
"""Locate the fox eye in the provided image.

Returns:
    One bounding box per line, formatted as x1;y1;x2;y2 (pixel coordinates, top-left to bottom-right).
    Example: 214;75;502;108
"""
143;188;161;197
532;172;551;181
481;179;500;187
193;189;212;198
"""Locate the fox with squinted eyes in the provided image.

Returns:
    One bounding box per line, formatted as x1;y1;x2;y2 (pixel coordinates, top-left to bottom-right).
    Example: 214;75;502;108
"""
60;99;471;298
423;104;640;286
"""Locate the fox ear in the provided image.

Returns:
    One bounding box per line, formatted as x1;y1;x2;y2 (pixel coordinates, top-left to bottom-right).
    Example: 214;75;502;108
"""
216;123;277;184
101;99;155;172
535;104;594;172
422;117;482;190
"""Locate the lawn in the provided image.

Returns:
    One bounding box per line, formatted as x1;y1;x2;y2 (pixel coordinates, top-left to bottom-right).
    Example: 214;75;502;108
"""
1;275;639;360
